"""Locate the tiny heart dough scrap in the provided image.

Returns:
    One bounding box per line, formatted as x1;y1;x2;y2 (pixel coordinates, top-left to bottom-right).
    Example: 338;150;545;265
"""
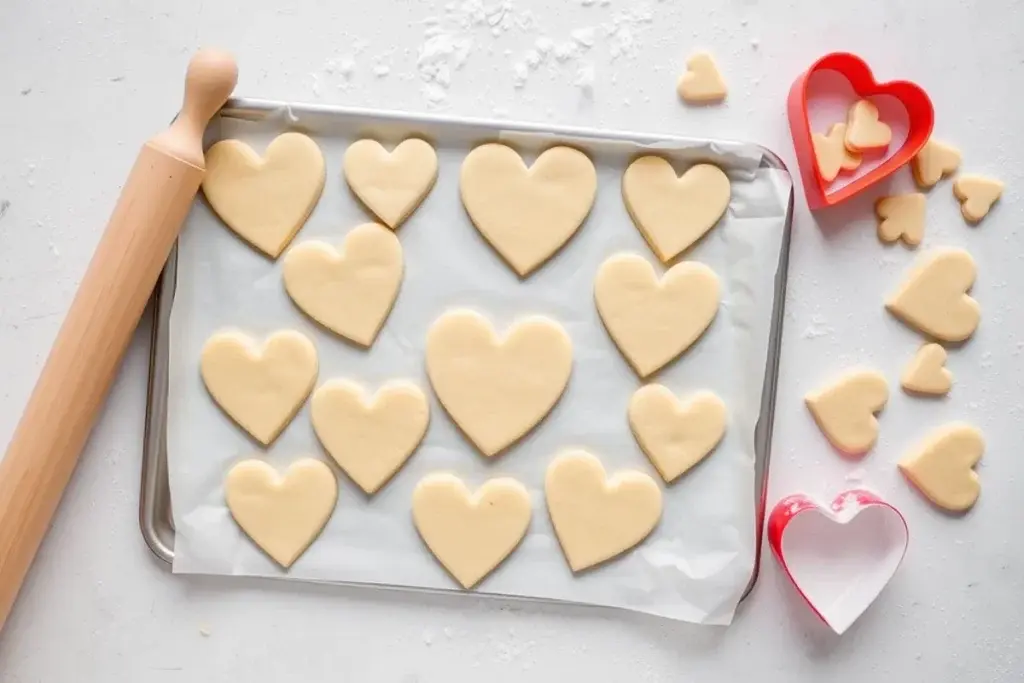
901;343;952;396
953;174;1003;224
311;379;429;494
225;459;338;568
595;253;720;378
426;310;573;457
677;51;727;104
876;193;925;246
886;247;980;343
813;123;862;182
912;138;961;189
201;330;318;445
844;100;891;153
628;385;727;483
899;422;983;512
805;369;888;456
413;473;531;589
343;138;438;229
623;157;731;262
460;143;597;276
283;223;403;346
203;132;326;258
546;450;662;572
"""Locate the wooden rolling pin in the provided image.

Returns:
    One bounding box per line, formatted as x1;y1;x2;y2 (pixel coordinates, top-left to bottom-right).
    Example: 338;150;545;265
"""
0;49;238;631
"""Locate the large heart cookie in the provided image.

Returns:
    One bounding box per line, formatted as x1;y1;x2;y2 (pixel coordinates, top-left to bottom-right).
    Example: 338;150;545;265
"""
886;247;979;343
594;253;720;378
225;459;338;568
628;385;727;483
875;193;925;246
953;174;1003;224
200;330;318;445
899;422;983;512
460;143;597;276
901;343;952;396
425;310;572;456
202;132;325;258
805;369;888;456
283;223;403;346
545;450;662;572
311;379;429;494
676;51;727;104
412;473;531;589
343;138;438;229
623;157;731;262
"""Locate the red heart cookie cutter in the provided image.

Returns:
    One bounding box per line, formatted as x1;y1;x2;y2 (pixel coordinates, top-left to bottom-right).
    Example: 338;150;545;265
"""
788;52;934;209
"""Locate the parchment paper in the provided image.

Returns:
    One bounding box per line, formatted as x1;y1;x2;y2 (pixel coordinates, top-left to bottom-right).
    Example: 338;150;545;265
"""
166;108;792;625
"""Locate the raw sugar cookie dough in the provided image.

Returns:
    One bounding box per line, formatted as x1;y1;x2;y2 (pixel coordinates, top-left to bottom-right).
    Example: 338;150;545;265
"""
875;193;925;247
886;247;980;343
901;344;952;396
343;138;438;229
953;174;1003;224
805;369;888;456
844;100;891;152
813;123;862;182
899;423;983;512
912;138;961;189
677;51;727;104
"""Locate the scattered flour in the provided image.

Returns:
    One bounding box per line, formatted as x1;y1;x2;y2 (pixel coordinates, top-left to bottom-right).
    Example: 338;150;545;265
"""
802;314;834;339
571;27;597;48
374;64;391;78
574;63;596;96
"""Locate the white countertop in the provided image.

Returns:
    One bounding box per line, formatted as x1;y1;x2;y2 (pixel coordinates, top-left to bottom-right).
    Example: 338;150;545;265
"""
1;1;1022;680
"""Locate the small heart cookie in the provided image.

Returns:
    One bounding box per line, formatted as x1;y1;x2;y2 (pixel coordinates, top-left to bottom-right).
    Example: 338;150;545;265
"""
594;253;720;378
805;369;888;456
460;143;597;276
901;343;952;396
953;174;1003;224
202;133;326;258
911;138;961;189
886;247;980;342
899;423;983;512
875;193;926;246
283;223;403;346
225;459;338;568
201;330;318;445
425;310;573;456
412;473;531;589
628;385;727;483
623;158;731;262
343;138;438;229
311;379;429;494
812;123;862;182
676;52;727;104
545;450;662;572
844;100;891;153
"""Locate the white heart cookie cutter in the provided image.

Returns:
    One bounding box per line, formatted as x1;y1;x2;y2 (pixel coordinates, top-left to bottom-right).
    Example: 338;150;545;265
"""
768;489;908;635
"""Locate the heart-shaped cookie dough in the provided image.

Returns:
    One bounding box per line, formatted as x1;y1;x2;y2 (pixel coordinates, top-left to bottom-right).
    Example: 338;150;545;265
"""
813;123;862;182
623;157;731;262
844;100;891;152
283;223;403;346
805;369;888;456
311;379;429;494
886;247;979;342
594;253;720;378
460;143;597;276
899;422;983;512
343;138;438;229
202;132;326;258
628;385;727;483
911;138;961;189
545;450;662;572
225;458;338;568
201;330;318;445
425;310;572;456
412;473;531;589
875;192;925;246
901;343;952;396
677;51;727;104
953;174;1003;224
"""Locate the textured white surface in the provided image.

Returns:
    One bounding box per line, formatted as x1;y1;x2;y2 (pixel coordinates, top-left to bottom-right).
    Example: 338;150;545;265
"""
0;0;1023;680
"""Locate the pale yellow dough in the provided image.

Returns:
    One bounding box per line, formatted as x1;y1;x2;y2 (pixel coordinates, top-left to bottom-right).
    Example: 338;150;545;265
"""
622;158;731;262
901;343;952;396
282;223;403;346
311;379;429;494
460;143;597;276
202;133;326;258
911;138;961;189
676;52;727;104
875;193;926;246
545;450;662;572
594;253;720;378
899;423;983;512
813;123;862;182
886;247;979;343
628;385;727;483
844;100;891;152
953;174;1003;224
425;310;573;456
343;138;438;229
225;459;338;568
200;330;318;445
805;369;888;456
412;473;531;589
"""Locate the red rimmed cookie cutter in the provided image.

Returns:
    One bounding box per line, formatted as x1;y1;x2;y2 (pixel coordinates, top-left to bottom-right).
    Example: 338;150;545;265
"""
788;52;934;209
